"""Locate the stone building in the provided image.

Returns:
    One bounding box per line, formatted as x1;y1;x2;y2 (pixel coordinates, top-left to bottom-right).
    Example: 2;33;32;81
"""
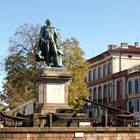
85;42;140;120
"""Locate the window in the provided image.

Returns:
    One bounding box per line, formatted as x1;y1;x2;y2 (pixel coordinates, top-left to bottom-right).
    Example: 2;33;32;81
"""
103;64;106;77
89;88;92;100
98;67;101;78
88;70;91;82
84;77;87;83
93;88;97;101
108;83;113;103
93;68;96;80
98;86;102;103
108;62;112;75
128;81;132;95
128;101;133;112
103;85;107;103
135;99;140;112
135;79;139;94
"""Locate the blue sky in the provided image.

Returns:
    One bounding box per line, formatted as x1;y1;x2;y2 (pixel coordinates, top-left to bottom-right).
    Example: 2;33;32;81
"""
0;0;140;90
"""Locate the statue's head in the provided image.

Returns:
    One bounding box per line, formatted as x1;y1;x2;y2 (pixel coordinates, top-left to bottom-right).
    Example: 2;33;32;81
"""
45;19;52;26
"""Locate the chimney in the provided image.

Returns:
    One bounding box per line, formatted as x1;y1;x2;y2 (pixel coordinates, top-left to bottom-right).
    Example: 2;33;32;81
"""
134;42;139;47
108;45;117;50
121;42;128;48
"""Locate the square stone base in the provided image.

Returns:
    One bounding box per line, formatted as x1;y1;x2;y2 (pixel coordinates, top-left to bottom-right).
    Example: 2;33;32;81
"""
36;67;71;114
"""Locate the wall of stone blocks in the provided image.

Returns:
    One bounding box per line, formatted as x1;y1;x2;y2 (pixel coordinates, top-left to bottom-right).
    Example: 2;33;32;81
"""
0;127;140;140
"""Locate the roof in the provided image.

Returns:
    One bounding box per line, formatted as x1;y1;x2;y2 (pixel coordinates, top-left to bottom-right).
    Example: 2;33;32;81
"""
87;45;140;64
87;51;110;64
113;45;140;54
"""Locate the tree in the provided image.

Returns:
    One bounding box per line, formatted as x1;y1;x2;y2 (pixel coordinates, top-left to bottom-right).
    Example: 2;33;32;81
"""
0;101;4;112
0;24;89;110
62;38;89;110
0;24;40;109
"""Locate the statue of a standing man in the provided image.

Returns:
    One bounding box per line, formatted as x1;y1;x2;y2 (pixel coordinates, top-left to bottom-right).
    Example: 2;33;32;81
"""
37;19;63;67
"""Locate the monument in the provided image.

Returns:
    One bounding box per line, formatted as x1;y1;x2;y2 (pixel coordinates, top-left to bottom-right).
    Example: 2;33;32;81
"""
35;19;71;118
35;18;63;67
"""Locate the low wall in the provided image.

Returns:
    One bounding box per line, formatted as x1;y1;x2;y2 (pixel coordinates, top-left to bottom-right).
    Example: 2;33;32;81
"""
0;127;140;140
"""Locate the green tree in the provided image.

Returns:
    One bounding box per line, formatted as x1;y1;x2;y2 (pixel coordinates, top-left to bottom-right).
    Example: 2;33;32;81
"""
62;38;89;110
0;24;40;109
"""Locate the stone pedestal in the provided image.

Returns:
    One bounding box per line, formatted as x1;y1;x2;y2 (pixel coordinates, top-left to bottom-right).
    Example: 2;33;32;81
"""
36;67;71;114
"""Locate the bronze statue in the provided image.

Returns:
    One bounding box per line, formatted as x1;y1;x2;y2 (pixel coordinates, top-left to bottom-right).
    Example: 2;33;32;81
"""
36;19;63;67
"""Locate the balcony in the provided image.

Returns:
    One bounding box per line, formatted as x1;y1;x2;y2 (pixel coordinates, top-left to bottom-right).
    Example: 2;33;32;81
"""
127;92;140;100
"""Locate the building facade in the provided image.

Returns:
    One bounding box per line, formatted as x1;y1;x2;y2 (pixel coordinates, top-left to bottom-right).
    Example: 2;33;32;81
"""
85;42;140;120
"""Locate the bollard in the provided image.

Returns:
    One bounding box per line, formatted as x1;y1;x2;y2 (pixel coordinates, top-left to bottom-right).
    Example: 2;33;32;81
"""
104;113;108;127
48;113;52;127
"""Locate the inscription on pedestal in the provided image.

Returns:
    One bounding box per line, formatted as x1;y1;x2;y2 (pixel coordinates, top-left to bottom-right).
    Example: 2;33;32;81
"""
47;83;65;103
37;67;71;113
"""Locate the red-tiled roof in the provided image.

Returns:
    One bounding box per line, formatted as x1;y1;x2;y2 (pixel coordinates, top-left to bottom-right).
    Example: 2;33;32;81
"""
87;45;140;63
